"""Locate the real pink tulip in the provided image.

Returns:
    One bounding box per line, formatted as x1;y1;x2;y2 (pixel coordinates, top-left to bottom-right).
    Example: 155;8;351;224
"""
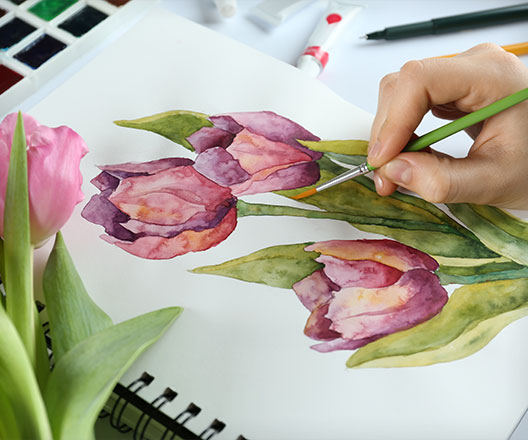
0;113;88;245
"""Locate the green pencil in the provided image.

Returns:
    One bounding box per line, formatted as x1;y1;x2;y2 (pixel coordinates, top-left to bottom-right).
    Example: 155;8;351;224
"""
293;87;528;200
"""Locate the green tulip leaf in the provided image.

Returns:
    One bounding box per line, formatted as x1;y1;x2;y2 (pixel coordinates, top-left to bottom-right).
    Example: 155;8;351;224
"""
0;306;52;439
448;203;528;265
3;113;36;366
114;110;213;151
43;232;113;363
347;278;528;368
44;306;182;440
192;243;322;288
438;260;528;284
275;156;497;261
298;139;369;155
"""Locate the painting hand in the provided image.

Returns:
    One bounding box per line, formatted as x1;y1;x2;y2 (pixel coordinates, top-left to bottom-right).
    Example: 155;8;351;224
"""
367;43;528;208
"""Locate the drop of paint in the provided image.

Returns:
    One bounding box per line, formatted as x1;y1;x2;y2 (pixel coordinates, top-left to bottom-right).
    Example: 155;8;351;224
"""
326;13;342;24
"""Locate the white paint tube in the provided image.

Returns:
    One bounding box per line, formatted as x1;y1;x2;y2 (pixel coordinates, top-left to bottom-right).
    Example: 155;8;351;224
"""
297;1;362;77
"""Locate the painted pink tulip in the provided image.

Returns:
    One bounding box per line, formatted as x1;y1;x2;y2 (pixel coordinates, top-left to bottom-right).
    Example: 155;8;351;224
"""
293;239;448;353
188;111;323;196
0;113;88;246
81;158;237;259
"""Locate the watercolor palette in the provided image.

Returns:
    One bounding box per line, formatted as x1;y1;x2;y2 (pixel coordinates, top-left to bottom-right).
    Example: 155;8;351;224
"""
0;0;155;114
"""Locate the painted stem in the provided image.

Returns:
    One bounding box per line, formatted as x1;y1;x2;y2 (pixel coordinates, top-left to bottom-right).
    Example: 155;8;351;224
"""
237;200;467;235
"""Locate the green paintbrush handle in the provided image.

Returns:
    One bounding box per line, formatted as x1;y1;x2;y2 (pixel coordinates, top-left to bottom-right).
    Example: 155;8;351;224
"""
366;87;528;172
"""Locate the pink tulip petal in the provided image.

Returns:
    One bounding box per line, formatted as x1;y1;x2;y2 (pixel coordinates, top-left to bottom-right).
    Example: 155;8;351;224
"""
304;302;341;341
99;157;194;178
1;113;88;244
310;336;379;353
92;158;195;192
208;115;244;135
292;269;339;311
328;269;448;340
103;206;237;259
226;129;313;175
186;127;235;153
108;166;233;225
82;191;136;241
193;147;249;186
217;111;322;159
305;239;438;272
120;197;236;238
317;255;403;289
231;161;320;196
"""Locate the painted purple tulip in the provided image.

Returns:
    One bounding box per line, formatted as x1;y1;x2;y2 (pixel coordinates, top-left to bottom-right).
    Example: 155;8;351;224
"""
293;239;448;353
189;111;322;196
81;158;237;259
0;113;88;246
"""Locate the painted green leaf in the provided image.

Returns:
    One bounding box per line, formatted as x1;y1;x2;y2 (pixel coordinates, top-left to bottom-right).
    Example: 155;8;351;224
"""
298;139;369;155
4;113;35;366
347;278;528;368
114;110;213;151
192;243;322;288
0;305;52;439
438;260;528;284
44;307;182;440
273;157;497;260
43;232;113;363
448;203;528;266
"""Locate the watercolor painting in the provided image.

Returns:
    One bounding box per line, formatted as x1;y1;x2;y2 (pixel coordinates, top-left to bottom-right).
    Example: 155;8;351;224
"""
81;109;528;368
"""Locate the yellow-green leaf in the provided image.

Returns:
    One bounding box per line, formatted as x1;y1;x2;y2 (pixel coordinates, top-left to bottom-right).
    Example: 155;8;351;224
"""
298;139;368;155
448;203;528;265
114;110;212;151
4;112;35;365
0;305;52;439
43;232;113;363
45;306;182;440
192;243;322;288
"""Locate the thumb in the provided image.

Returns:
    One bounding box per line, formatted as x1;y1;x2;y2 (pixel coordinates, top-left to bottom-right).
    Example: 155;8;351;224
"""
377;150;503;205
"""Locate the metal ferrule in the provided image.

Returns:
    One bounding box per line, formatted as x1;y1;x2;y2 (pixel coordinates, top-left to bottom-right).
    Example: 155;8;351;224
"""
316;162;371;192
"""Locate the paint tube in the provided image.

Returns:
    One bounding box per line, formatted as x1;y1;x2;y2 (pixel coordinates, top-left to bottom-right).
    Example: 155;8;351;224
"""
297;1;362;77
251;0;315;26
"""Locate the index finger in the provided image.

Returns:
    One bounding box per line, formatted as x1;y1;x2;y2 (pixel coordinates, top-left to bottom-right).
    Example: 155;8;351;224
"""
367;43;511;168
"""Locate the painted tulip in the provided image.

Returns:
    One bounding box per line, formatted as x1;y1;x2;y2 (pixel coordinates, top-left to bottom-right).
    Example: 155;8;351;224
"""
81;158;237;259
293;239;448;353
0;113;88;246
189;111;323;196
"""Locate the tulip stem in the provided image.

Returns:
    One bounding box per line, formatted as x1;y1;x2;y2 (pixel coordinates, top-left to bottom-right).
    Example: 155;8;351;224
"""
236;200;467;235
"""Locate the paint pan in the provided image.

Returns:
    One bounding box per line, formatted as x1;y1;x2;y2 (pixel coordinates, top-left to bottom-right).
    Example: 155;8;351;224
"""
0;0;158;114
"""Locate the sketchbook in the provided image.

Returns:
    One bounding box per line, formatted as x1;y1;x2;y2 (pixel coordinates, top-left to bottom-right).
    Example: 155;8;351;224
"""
29;6;528;440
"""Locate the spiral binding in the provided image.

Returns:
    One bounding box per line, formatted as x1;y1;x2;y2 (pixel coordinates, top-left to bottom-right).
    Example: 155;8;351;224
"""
37;302;245;439
103;372;244;439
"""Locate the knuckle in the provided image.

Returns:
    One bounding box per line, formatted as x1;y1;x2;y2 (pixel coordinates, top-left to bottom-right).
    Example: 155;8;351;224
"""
379;72;398;91
473;42;502;53
399;59;425;79
421;159;454;203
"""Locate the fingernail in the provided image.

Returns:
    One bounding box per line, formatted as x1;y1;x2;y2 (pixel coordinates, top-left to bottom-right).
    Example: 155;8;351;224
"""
368;141;382;160
374;173;384;192
384;159;412;185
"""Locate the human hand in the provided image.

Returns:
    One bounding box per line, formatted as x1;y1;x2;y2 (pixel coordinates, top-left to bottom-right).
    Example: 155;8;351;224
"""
367;43;528;209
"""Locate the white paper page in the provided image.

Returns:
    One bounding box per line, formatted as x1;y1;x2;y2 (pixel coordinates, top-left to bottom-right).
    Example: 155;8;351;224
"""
29;6;528;440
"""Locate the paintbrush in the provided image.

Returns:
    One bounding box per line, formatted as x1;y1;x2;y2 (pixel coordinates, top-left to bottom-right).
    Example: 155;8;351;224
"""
293;87;528;200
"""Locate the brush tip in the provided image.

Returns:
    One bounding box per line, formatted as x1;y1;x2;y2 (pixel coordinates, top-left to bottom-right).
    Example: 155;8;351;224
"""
292;188;317;200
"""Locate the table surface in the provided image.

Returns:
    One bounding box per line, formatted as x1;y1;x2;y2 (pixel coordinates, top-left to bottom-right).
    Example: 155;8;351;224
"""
17;1;528;438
